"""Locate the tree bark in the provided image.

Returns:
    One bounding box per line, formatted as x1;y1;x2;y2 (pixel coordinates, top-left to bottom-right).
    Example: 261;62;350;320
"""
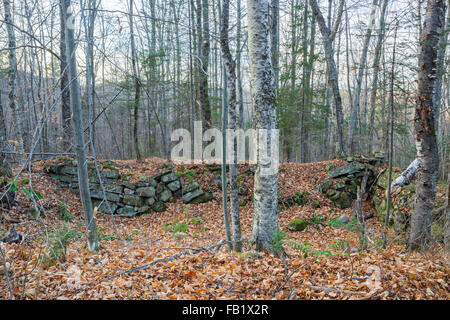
59;0;72;153
409;0;446;251
247;0;279;252
200;0;212;128
3;0;25;161
221;0;242;252
308;0;346;158
368;0;389;155
129;0;143;160
348;0;378;155
62;0;99;251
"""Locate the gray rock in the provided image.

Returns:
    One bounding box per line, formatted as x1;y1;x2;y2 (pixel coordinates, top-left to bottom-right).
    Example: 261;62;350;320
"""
92;200;118;215
151;169;172;181
190;192;213;204
138;177;157;186
161;172;177;183
60;175;72;183
173;189;183;198
334;192;353;209
116;206;138;218
166;180;181;192
122;194;144;207
48;163;65;174
159;189;173;202
182;189;204;203
100;170;120;180
135;186;156;198
90;190;121;203
146;197;156;206
137;206;152;214
328;162;367;179
336;214;349;225
49;174;63;180
334;181;346;190
318;179;333;193
183;182;200;193
156;184;165;194
61;166;78;175
104;184;123;194
124;188;134;195
122;182;136;190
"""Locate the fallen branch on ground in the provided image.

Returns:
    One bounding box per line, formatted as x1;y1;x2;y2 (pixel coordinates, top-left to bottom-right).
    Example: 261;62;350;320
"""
105;239;226;281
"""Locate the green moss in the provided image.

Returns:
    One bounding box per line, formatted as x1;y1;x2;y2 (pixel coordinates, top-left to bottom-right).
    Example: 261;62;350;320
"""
287;218;309;232
239;198;249;207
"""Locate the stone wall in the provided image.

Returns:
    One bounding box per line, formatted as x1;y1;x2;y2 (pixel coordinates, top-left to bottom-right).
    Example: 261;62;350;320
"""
317;155;384;209
44;159;213;218
373;169;446;242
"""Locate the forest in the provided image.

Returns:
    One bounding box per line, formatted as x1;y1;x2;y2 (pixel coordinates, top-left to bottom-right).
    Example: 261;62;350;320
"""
0;0;449;301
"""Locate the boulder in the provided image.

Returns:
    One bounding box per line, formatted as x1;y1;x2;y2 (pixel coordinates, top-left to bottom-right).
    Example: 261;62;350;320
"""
90;190;121;203
182;189;204;203
123;194;144;207
146;197;156;206
135;186;156;198
103;184;123;194
100;170;120;180
122;182;136;190
167;180;181;192
151;169;172;181
318;179;333;193
92;200;118;215
159;189;173;202
61;166;78;175
334;192;353;209
183;182;200;193
190;192;213;204
328;162;367;179
161;172;178;183
116;206;138;218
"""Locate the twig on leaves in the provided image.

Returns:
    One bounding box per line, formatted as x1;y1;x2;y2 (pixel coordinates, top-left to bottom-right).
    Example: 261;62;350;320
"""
105;239;225;281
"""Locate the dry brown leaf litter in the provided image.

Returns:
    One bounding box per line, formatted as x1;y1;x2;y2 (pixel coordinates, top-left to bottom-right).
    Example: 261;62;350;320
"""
0;158;448;300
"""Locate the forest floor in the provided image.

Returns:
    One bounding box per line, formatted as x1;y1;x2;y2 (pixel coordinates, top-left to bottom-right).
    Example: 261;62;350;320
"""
0;158;449;300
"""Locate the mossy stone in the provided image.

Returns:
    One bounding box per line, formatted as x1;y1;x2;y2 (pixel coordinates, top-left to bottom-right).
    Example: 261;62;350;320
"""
287;218;309;232
190;192;213;204
334;192;352;209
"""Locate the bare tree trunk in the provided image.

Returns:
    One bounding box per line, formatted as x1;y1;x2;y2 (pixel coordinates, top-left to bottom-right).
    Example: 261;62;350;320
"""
59;0;72;152
383;21;398;247
368;0;389;155
200;0;212;128
308;0;346;158
271;0;279;94
221;0;242;252
409;0;445;251
348;0;378;156
236;0;244;130
86;0;98;152
0;98;12;182
248;0;279;252
129;0;143;160
300;2;310;163
62;0;99;251
284;0;297;162
3;0;25;161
